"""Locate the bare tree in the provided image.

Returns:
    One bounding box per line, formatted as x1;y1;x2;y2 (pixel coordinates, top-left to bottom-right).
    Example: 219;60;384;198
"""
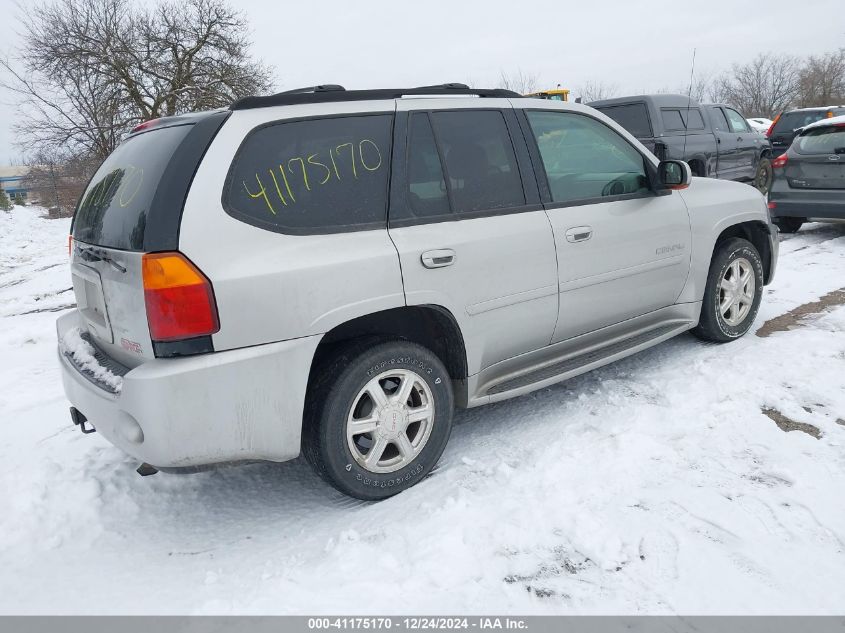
798;48;845;107
575;81;619;103
717;53;800;117
0;0;273;164
498;68;540;95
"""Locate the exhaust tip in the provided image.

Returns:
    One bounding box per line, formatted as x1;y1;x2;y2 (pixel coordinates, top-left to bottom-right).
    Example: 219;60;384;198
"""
136;463;159;477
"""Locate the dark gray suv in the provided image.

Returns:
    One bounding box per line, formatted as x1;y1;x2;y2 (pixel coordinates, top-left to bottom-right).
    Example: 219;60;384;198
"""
768;115;845;233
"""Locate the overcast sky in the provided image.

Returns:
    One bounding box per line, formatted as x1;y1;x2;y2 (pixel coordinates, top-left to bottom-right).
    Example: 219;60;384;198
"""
1;0;843;165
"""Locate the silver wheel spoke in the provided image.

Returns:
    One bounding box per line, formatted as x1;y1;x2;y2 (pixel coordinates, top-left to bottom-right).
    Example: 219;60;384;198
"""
731;260;741;280
720;278;732;291
365;436;388;469
396;433;415;459
740;268;752;287
407;405;432;423
365;378;389;408
348;415;378;436
720;294;733;314
393;374;416;405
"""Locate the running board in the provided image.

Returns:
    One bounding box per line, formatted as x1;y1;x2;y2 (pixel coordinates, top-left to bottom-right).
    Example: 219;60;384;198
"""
484;322;691;400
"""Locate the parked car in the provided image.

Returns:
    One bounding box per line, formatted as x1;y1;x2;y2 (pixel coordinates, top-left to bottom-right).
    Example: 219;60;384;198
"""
58;83;778;499
747;117;773;133
767;105;845;158
768;114;845;233
590;95;773;193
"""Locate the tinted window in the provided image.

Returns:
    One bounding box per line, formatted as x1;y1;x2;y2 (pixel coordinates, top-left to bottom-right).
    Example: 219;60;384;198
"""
661;109;685;131
725;108;750;133
225;114;392;233
710;107;730;132
594;103;653;138
407;113;449;217
74;125;192;250
771;110;845;134
430;110;524;214
682;109;705;130
795;126;845;154
527;111;650;204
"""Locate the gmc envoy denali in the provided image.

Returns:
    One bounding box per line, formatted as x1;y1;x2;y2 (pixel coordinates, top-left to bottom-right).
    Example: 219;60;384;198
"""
58;83;778;499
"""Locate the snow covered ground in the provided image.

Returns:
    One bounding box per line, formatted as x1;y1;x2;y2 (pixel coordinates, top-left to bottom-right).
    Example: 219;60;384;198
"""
0;205;844;615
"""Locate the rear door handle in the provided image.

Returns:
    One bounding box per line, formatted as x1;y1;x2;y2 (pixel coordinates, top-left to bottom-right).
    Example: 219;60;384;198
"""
421;249;455;268
565;226;593;243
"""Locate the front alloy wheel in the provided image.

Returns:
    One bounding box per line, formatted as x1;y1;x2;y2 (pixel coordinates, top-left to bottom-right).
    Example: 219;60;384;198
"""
718;257;756;327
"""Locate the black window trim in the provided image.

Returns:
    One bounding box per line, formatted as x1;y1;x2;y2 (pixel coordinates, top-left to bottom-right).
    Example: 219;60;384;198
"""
221;110;396;236
517;107;670;212
388;106;543;229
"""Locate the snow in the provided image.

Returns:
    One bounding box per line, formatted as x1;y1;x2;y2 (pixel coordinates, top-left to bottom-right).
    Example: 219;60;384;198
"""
1;205;845;615
802;114;845;131
59;326;124;393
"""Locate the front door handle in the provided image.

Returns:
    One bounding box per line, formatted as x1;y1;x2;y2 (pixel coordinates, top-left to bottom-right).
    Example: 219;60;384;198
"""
421;249;455;268
565;226;593;243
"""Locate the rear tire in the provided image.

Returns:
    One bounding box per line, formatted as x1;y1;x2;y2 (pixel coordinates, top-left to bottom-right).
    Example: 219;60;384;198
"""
303;339;454;500
754;157;773;194
692;238;764;343
773;217;803;233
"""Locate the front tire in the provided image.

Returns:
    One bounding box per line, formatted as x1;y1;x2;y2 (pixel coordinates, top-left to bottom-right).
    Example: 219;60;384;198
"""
303;339;454;500
692;238;764;343
773;217;803;233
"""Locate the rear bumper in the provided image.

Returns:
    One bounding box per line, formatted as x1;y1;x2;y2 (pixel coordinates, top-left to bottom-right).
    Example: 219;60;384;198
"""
57;310;320;468
769;184;845;220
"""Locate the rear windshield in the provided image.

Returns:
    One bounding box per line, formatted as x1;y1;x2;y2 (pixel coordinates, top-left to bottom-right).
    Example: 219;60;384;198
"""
795;126;845;154
594;103;653;138
772;111;833;135
73;125;193;250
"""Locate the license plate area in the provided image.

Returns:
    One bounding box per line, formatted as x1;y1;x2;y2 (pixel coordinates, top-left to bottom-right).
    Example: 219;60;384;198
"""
71;263;114;344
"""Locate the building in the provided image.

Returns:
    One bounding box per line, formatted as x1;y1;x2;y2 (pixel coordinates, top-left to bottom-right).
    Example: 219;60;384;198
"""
0;166;30;203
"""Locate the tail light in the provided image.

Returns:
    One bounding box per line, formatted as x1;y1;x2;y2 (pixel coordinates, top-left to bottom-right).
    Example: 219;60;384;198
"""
767;201;777;209
141;252;219;342
131;118;161;134
766;114;780;138
771;154;788;169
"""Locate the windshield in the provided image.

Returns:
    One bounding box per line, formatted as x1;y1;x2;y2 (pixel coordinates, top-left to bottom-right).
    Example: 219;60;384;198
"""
795;126;845;154
73;124;193;251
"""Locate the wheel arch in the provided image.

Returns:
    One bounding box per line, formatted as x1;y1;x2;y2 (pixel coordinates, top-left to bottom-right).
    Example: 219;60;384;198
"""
307;304;469;402
712;220;774;284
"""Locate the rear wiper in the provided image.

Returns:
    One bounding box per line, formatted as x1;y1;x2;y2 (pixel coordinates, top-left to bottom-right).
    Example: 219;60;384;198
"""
77;246;127;273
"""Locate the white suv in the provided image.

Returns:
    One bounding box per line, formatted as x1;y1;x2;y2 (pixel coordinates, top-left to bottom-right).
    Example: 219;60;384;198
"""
58;83;778;499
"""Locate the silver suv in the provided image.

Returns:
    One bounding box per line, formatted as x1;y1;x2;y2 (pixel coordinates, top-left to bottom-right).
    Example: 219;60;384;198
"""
57;83;779;499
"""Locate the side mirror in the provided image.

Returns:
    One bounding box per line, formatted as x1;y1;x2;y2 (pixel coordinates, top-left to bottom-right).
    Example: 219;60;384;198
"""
658;160;692;190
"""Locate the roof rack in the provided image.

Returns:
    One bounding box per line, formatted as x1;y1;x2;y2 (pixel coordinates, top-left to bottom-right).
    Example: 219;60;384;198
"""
230;83;521;111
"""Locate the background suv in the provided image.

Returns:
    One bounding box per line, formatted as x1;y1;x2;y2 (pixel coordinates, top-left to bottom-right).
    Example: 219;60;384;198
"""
58;84;778;499
767;105;845;157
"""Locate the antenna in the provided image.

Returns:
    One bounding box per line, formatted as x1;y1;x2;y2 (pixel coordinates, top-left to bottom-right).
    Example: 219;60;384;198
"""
682;48;697;161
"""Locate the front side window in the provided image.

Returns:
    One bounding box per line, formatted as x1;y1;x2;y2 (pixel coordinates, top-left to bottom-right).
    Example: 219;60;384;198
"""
710;107;730;132
526;111;650;204
429;110;525;214
225;114;393;233
725;108;750;133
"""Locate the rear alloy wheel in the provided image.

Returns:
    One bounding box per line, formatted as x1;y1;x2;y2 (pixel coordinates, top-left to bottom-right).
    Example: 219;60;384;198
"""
754;157;773;195
773;217;803;234
303;340;453;500
693;237;764;343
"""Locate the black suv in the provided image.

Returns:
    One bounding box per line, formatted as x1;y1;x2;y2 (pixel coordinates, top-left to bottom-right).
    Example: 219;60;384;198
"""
767;106;845;157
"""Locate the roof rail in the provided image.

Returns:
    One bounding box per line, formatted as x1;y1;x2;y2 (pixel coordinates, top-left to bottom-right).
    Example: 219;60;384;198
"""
230;83;520;111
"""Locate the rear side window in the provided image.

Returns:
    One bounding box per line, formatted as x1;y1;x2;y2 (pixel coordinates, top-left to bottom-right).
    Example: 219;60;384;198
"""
74;125;193;250
661;109;685;131
430;110;525;214
594;103;652;138
663;108;705;131
225;114;393;233
795;126;845;154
